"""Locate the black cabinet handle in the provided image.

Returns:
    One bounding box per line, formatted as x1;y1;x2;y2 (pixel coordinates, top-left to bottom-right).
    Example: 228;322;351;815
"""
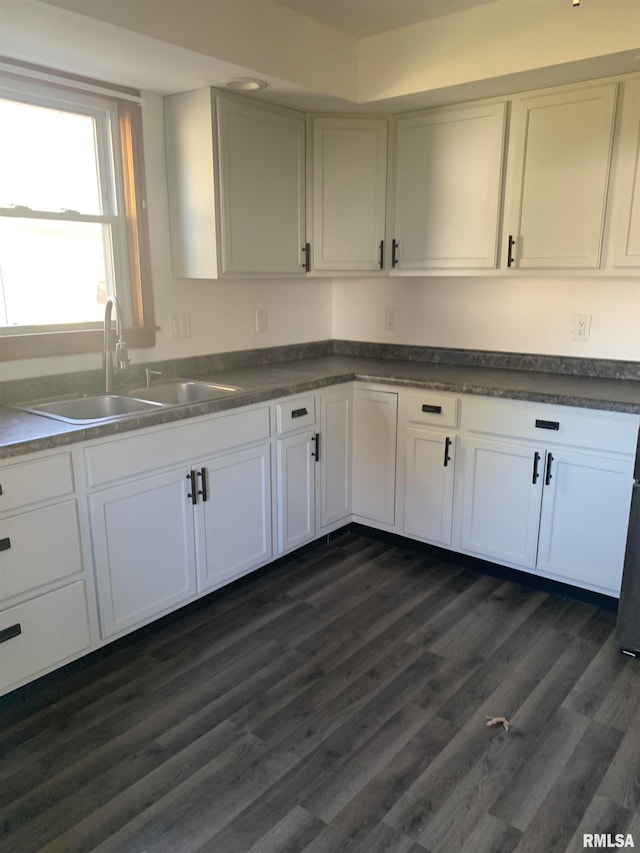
291;407;308;419
444;437;452;468
392;239;399;268
535;419;560;431
379;240;384;269
507;234;516;267
545;453;554;486
532;451;541;484
186;470;197;505
302;242;310;272
422;404;442;414
197;467;208;502
0;624;21;644
0;537;10;552
311;432;320;462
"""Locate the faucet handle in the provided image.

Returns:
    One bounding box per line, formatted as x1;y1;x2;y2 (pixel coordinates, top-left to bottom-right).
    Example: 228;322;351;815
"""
145;368;162;387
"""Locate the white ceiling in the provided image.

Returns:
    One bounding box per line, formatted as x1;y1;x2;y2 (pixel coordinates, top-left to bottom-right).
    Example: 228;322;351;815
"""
273;0;499;38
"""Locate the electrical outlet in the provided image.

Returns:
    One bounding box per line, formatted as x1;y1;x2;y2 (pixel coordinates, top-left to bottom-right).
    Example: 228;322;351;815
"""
256;308;268;334
572;313;591;341
384;308;397;332
170;312;191;338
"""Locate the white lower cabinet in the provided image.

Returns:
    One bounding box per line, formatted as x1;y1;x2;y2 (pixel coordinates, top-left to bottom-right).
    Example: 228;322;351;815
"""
461;437;543;569
400;391;460;547
404;429;456;547
89;468;199;638
196;444;271;592
0;450;94;695
460;399;638;595
536;449;633;592
352;387;398;526
275;386;352;555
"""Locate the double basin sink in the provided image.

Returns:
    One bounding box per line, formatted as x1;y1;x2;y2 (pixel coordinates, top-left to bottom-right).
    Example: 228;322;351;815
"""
14;380;243;425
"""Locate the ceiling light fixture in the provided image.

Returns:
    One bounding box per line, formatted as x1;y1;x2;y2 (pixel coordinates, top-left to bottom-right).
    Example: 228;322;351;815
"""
222;78;268;91
572;0;580;6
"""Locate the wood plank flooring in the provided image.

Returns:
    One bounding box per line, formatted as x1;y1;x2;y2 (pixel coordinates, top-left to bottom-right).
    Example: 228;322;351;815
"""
1;530;640;853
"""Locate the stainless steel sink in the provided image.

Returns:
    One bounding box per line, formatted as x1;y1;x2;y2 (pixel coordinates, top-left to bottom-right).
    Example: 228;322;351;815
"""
124;380;243;406
14;394;165;424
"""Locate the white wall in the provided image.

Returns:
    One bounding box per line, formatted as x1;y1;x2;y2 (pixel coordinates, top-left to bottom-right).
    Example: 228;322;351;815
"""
333;276;640;361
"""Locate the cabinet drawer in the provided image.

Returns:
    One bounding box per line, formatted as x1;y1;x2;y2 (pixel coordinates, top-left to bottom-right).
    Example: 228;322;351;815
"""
276;396;316;435
463;397;639;454
84;406;270;486
403;392;459;428
0;453;74;512
0;500;84;602
0;581;91;692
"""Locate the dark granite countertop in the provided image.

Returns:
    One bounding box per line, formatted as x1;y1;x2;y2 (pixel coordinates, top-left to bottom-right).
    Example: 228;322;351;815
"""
2;354;640;459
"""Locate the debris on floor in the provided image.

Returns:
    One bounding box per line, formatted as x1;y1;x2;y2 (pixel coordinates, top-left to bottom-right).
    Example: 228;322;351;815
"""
486;715;511;731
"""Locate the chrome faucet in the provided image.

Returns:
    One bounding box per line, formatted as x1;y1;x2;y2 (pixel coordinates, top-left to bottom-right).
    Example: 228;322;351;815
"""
103;295;129;393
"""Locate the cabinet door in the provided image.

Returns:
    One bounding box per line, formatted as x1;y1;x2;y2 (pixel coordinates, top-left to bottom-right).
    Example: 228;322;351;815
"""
198;444;272;590
312;118;387;271
89;469;197;638
461;438;543;569
276;432;315;554
393;102;506;269
353;389;398;526
504;82;617;269
404;429;455;547
537;450;634;594
318;387;352;530
216;97;305;275
611;77;640;268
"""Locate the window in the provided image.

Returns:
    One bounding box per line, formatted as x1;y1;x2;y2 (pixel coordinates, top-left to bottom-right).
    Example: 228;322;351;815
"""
0;60;155;360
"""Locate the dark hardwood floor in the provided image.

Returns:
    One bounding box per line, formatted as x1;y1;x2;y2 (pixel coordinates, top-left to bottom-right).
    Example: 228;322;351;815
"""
1;530;639;853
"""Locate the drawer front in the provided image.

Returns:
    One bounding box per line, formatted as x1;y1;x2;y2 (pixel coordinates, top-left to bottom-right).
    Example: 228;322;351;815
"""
463;397;640;454
403;392;459;428
0;500;84;602
0;453;74;512
276;396;316;435
0;581;91;692
84;405;271;487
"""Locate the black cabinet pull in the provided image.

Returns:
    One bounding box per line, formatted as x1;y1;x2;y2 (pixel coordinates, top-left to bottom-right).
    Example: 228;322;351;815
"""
291;407;308;419
311;432;320;462
197;467;208;502
545;453;554;486
379;240;384;269
0;537;10;552
302;242;310;272
391;239;399;268
535;419;560;431
422;404;442;414
186;470;197;505
532;451;541;484
444;437;452;468
0;623;21;644
507;234;516;267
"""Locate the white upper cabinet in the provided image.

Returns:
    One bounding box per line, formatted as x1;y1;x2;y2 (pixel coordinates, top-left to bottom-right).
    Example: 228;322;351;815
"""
391;101;507;270
311;117;388;271
164;89;305;278
503;81;617;270
607;77;640;269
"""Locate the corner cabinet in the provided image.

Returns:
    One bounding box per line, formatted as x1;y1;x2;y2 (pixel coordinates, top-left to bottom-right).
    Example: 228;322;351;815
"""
352;386;398;527
310;117;388;271
164;89;305;278
502;81;617;270
391;101;507;270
